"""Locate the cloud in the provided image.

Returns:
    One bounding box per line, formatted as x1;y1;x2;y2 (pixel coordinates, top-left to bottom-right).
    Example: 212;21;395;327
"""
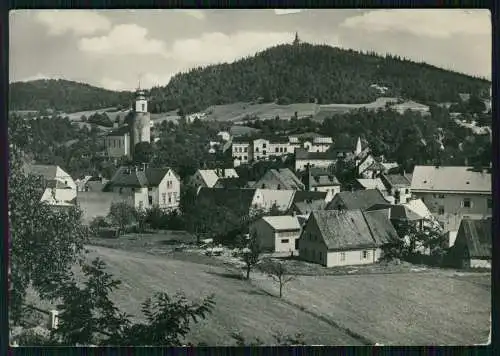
340;9;490;39
169;31;293;64
35;10;112;36
274;9;304;15
79;24;169;57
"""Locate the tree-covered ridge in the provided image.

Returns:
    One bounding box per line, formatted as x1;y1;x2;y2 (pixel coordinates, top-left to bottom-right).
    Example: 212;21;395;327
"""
9;79;131;112
149;43;490;113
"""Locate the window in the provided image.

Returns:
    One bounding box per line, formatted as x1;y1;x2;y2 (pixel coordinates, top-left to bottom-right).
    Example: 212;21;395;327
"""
119;187;123;194
139;201;143;209
340;252;346;262
277;184;281;190
319;251;323;261
148;187;153;191
488;198;493;209
438;206;445;215
261;184;266;188
141;103;145;111
113;140;116;148
406;189;410;194
256;148;259;152
243;156;247;160
162;193;166;204
361;250;369;260
281;239;289;244
263;150;267;155
438;194;445;199
148;196;153;205
168;193;172;203
462;198;472;208
244;147;248;152
295;239;299;249
275;147;279;152
263;143;267;148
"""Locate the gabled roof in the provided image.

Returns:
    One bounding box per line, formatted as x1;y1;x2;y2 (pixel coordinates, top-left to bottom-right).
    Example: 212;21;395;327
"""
309;210;397;251
255;189;296;210
381;174;411;188
24;164;58;179
326;189;389;211
307;168;340;187
456;218;491;258
269;168;304;190
356;178;387;191
295;148;337;161
411;166;491;194
261;216;301;231
198;170;220;188
108;166;173;188
403;199;433;220
292;191;327;204
213;177;245;189
292;200;327;214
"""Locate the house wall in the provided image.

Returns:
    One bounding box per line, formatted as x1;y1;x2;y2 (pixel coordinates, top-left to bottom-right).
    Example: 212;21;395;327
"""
310;185;340;202
298;221;328;265
250;220;276;252
326;248;381;267
388;186;412;204
157;170;181;210
232;143;251;163
414;192;492;232
470;259;491;269
252;189;295;212
55;167;77;190
105;134;130;158
274;229;301;253
295;159;335;172
267;142;292;158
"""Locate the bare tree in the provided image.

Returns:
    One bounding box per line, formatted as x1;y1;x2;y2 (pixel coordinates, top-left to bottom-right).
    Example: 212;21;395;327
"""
262;260;295;298
241;231;261;280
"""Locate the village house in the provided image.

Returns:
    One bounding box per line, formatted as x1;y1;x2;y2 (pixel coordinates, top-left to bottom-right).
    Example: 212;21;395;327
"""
250;215;302;253
24;164;77;206
288;133;333;153
231;137;252;166
217;131;231;142
105;126;131;160
302;167;340;203
449;218;491;269
326;189;390;211
106;164;181;211
298;209;399;267
76;175;108;192
410;166;492;242
252;168;305;190
190;168;239;189
380;174;412;204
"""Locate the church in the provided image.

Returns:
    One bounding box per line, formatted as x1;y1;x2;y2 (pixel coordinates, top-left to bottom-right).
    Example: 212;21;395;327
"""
104;87;151;161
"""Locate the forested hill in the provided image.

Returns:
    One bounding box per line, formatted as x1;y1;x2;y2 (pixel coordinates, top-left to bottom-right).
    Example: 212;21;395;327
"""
9;79;132;112
149;43;490;113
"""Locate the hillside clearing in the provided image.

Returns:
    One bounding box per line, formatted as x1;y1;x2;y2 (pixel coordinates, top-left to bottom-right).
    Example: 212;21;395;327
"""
251;271;490;345
81;246;362;346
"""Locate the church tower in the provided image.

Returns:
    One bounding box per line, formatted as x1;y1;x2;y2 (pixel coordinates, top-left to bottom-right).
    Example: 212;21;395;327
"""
128;86;151;158
355;137;362;156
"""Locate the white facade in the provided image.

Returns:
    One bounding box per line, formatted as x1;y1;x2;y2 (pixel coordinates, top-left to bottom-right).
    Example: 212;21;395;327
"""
295;158;335;172
232;142;251;164
36;166;77;206
250;216;301;253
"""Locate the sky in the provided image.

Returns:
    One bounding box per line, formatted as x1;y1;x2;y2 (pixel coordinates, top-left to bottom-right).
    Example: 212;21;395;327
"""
9;9;491;91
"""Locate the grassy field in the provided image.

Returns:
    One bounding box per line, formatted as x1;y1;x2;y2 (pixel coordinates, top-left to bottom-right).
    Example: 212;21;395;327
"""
83;246;363;346
251;271;491;345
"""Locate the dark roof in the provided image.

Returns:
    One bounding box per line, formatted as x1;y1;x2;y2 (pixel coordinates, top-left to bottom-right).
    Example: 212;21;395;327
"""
381;174;412;188
46;179;72;189
232;136;252;143
292;190;327;204
106;125;130;137
292;200;327;214
309;210;396;251
269;168;304;190
365;161;387;172
197;188;257;214
108;166;173;188
295;148;337;160
456;218;492;258
366;204;421;222
326;189;389;211
213;177;246;189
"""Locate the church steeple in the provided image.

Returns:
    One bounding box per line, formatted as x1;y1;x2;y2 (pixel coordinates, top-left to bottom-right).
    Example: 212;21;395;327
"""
293;32;300;45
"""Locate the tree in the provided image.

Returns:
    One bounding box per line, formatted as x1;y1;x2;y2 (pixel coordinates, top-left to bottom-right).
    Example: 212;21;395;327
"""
134;142;153;164
261;259;295;298
8;142;89;323
108;202;136;232
241;231;262;280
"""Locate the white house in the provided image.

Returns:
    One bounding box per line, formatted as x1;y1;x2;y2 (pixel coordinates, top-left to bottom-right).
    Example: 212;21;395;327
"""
298;210;399;267
380;174;412;205
250;215;302;253
302;167;341;203
411;166;492;238
25;164;77;206
107;164;181;211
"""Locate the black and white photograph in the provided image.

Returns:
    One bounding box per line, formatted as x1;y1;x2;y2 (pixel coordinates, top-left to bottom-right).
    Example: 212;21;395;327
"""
7;8;492;346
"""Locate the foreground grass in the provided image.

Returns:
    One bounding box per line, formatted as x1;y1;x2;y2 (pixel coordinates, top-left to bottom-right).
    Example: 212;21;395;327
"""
85;246;362;346
250;272;491;345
